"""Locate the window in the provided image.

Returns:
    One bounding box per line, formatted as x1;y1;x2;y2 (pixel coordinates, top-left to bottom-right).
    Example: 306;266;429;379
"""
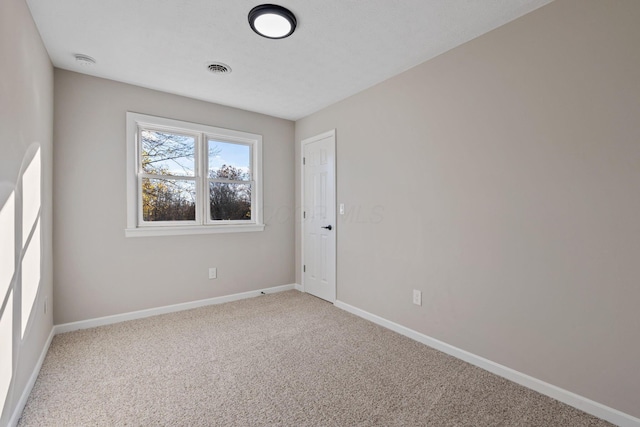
126;113;264;237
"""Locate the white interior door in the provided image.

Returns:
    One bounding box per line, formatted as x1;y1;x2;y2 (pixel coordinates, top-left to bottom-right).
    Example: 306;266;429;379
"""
302;130;336;303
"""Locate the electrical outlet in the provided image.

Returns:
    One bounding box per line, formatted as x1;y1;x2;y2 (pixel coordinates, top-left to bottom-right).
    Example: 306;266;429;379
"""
413;290;422;306
339;203;345;215
208;268;217;279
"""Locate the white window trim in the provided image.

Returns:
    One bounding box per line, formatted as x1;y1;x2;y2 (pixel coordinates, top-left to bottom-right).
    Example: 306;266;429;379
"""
125;112;264;237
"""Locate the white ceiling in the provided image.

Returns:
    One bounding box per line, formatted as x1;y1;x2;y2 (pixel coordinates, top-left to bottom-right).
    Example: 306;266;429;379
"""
26;0;553;121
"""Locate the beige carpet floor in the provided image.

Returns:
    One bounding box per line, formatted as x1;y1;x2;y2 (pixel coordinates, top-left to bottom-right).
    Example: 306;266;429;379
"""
19;290;611;426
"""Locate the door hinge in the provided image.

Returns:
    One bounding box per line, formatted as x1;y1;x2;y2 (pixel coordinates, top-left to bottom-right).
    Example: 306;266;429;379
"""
303;211;306;219
303;157;306;165
303;265;306;272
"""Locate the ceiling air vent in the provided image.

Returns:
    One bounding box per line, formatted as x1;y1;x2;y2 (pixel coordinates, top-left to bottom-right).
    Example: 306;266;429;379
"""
207;63;231;74
74;54;96;66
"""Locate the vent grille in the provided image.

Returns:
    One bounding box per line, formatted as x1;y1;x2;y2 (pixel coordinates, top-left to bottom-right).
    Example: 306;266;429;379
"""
207;63;231;74
75;54;96;66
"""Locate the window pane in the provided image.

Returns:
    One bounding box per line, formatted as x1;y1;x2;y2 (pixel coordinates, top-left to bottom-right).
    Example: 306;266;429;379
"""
209;182;252;220
142;130;195;177
208;140;250;180
142;178;196;221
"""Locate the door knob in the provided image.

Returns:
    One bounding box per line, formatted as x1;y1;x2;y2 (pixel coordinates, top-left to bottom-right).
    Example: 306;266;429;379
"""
321;225;333;230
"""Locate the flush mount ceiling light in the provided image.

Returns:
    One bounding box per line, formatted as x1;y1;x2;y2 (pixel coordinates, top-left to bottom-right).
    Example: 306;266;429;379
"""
248;4;297;39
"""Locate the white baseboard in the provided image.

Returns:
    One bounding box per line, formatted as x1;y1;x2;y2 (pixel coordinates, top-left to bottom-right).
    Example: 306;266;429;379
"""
294;283;303;292
334;300;640;427
8;327;55;427
55;284;297;334
9;284;297;425
16;288;635;426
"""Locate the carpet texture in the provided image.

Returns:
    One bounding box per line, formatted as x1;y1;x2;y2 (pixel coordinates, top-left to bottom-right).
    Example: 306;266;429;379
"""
19;291;611;426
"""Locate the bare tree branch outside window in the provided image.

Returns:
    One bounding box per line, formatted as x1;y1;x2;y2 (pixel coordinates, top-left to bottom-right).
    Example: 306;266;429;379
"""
140;130;250;222
209;165;251;220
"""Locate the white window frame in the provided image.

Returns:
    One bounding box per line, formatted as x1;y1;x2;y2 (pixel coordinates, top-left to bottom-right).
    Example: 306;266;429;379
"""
125;112;264;237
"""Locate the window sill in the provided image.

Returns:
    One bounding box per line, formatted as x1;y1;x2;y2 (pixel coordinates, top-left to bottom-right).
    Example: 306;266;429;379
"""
125;224;265;237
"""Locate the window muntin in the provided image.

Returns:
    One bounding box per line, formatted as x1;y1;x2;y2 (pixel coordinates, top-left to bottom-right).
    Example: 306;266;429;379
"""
126;113;264;236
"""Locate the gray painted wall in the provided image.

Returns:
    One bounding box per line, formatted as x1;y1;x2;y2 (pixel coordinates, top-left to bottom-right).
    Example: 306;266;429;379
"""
0;0;54;423
53;70;295;324
295;0;640;418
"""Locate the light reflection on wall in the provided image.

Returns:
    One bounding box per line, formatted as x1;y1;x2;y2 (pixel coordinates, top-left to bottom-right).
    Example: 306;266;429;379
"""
21;221;40;338
0;292;12;410
0;191;14;302
22;150;40;247
20;148;41;338
0;188;15;409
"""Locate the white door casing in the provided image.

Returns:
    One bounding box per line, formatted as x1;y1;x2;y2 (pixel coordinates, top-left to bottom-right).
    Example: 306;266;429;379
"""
302;130;336;303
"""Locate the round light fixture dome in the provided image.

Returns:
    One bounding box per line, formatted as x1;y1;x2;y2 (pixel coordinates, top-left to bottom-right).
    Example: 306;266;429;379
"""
248;4;297;39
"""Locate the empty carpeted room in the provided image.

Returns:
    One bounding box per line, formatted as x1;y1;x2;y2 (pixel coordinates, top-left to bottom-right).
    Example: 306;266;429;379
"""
2;0;639;425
